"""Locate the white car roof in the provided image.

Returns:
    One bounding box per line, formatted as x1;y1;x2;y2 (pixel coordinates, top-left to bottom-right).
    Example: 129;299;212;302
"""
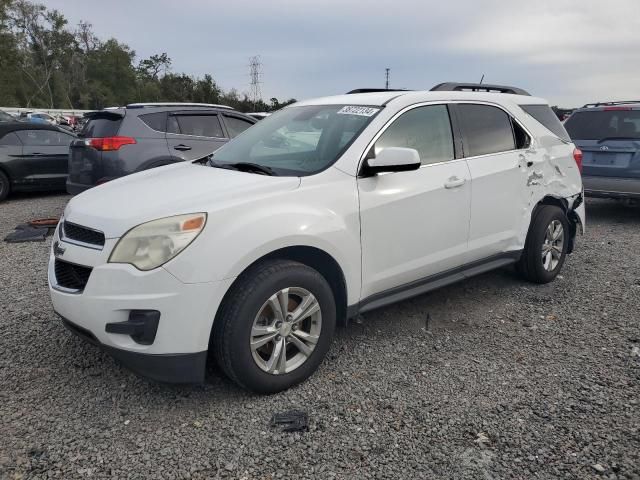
295;91;548;108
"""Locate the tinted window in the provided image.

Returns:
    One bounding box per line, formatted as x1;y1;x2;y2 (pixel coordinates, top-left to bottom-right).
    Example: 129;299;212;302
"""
458;104;515;157
512;120;531;149
0;111;14;122
172;115;224;138
375;105;454;165
82;116;122;137
15;129;73;146
521;104;571;142
224;116;254;138
0;132;21;146
564;110;640;141
139;112;167;132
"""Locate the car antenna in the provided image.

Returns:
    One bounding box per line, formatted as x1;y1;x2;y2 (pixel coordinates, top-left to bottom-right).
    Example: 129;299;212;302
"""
479;74;485;85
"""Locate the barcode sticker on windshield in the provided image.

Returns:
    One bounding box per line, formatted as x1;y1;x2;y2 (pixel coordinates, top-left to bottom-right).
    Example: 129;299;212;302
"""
337;106;380;117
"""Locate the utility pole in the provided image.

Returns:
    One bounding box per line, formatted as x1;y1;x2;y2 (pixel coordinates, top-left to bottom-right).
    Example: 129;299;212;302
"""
249;55;262;112
385;68;390;89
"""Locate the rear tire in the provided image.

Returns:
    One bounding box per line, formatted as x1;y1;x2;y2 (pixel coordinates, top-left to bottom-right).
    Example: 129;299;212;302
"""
212;259;336;394
517;205;569;283
0;170;10;202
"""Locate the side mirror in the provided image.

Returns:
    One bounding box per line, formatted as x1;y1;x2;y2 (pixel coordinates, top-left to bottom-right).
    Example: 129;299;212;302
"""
363;147;421;175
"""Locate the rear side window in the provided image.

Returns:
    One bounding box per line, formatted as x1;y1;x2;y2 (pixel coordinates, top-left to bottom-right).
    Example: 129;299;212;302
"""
375;105;454;165
15;129;73;146
82;116;122;138
224;116;254;138
521;105;571;142
169;114;224;138
564;109;640;141
457;104;515;157
0;132;21;146
139;112;167;132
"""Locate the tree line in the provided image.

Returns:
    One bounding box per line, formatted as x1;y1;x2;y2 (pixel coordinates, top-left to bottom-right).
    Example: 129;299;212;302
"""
0;0;296;112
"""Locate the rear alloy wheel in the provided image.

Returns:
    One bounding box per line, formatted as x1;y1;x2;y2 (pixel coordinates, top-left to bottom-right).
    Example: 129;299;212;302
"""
213;260;336;393
0;170;10;202
517;205;569;283
541;220;564;272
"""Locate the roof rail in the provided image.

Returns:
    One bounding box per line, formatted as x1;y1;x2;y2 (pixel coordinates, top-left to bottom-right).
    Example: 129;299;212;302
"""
346;88;411;94
582;100;640;108
430;82;531;96
125;102;234;110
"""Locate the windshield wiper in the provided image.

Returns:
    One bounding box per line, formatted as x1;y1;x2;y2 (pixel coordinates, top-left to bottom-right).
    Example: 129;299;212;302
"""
225;162;276;176
207;157;276;176
597;136;640;143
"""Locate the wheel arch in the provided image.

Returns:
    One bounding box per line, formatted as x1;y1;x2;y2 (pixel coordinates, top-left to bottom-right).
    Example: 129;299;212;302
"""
208;245;349;351
528;195;580;253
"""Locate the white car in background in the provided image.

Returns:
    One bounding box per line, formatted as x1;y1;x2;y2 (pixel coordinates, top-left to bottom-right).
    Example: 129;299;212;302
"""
48;83;585;393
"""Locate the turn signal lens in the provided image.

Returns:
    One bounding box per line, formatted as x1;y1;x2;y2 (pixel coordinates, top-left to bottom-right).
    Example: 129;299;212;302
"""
109;213;207;270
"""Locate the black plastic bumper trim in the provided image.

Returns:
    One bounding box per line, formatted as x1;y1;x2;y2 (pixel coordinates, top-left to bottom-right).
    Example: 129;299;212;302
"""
106;310;160;345
57;313;206;384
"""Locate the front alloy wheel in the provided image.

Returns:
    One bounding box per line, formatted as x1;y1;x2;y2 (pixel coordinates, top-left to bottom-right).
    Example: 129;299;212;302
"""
212;259;336;393
250;287;322;375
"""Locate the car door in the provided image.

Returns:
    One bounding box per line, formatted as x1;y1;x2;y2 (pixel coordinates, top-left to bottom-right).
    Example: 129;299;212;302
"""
452;103;532;262
358;104;472;299
14;129;73;187
0;132;23;182
166;111;228;160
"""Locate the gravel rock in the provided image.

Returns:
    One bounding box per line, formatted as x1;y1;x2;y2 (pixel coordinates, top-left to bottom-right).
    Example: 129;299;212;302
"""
1;193;639;479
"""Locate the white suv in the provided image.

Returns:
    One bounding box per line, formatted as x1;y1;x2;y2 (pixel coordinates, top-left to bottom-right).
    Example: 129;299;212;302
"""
49;83;585;393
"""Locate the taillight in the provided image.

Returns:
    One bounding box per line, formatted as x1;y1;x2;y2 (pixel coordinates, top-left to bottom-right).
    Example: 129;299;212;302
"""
603;107;632;111
573;148;583;173
86;136;136;151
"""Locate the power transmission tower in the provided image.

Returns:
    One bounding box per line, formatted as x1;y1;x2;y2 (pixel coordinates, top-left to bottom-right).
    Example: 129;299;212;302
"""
249;55;262;112
385;68;390;89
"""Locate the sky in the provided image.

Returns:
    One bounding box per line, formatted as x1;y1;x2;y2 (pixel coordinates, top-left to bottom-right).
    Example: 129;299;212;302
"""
42;0;640;107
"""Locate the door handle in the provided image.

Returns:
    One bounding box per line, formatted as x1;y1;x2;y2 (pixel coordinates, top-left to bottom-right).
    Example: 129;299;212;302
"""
173;144;192;151
444;176;466;189
31;152;44;156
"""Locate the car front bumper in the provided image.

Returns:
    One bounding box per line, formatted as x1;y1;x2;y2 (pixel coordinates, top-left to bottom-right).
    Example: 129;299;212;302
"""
583;175;640;200
48;231;234;383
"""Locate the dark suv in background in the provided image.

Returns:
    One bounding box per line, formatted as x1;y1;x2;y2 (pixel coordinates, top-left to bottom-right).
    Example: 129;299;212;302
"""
67;103;257;194
565;101;640;201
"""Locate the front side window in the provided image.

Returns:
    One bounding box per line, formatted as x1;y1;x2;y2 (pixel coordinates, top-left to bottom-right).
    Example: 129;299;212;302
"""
457;104;516;157
16;129;73;146
0;132;21;146
211;104;380;176
374;105;454;165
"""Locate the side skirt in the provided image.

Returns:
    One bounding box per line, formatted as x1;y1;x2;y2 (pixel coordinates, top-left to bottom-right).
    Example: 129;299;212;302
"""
347;251;522;318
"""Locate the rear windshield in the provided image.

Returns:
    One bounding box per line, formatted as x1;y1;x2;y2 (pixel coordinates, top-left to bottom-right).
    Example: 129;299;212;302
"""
565;109;640;141
81;115;122;138
520;105;571;142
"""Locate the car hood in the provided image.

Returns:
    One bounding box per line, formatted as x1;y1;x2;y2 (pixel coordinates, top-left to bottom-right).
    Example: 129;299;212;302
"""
63;162;301;238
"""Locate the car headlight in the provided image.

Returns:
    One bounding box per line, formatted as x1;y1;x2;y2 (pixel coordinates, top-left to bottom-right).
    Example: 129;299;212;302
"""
109;213;207;271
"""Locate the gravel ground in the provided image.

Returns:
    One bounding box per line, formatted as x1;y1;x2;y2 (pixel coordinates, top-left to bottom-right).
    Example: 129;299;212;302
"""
0;192;639;480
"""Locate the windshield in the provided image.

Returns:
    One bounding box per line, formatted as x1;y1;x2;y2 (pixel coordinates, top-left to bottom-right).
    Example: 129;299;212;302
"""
565;109;640;141
210;104;381;176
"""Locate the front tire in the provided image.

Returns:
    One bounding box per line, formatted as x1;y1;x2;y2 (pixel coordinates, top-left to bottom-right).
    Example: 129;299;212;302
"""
212;259;336;393
517;205;569;283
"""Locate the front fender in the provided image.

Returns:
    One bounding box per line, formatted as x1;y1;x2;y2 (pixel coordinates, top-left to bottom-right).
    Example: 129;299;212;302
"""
163;170;362;304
